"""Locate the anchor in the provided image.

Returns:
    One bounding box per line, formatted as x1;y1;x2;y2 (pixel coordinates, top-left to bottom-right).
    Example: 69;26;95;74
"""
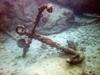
16;3;84;64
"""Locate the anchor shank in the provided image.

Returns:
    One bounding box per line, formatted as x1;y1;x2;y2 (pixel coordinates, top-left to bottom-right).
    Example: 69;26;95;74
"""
32;33;77;55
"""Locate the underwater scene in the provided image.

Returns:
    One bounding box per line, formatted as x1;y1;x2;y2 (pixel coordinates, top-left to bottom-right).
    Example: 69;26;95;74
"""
0;0;100;75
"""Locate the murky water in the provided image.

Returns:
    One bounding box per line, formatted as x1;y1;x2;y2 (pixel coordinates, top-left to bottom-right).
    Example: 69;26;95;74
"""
0;0;100;75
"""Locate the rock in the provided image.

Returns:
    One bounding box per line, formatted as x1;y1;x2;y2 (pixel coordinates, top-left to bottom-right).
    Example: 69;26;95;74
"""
0;0;78;35
36;7;76;35
49;0;100;15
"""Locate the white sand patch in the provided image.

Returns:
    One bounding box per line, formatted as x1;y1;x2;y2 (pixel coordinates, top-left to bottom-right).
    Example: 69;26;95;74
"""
26;57;83;75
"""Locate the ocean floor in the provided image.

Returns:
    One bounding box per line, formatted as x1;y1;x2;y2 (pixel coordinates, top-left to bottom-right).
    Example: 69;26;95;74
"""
0;22;100;75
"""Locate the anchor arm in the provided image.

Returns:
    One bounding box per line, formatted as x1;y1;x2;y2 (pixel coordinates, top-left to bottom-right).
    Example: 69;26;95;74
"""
31;3;53;34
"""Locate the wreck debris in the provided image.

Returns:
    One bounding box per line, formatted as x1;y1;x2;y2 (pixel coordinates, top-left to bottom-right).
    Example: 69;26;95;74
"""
66;52;85;64
17;39;26;48
66;40;85;64
16;3;84;64
22;42;31;57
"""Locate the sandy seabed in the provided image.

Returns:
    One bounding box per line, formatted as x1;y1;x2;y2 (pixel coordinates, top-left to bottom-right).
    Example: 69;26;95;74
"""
0;22;100;75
